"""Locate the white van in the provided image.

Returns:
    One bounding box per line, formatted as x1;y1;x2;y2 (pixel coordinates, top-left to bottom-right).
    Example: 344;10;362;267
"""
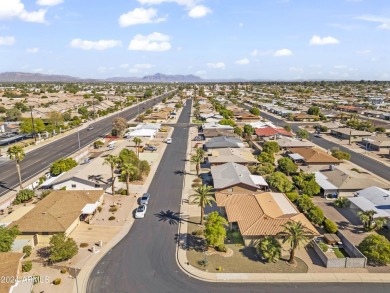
108;141;116;149
165;138;172;144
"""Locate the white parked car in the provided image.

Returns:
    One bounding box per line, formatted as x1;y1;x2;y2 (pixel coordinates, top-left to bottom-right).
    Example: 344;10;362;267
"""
165;138;172;144
135;204;147;219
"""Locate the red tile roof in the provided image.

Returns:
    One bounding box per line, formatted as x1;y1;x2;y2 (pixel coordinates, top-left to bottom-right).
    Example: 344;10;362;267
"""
255;127;293;137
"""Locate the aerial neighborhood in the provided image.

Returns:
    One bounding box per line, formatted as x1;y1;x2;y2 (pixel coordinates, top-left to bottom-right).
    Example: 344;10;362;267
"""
0;81;390;292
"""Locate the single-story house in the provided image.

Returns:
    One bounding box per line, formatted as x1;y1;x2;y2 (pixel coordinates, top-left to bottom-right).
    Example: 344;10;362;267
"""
248;121;276;129
349;186;390;229
211;162;268;192
292;113;318;121
125;128;157;139
202;128;235;138
202;122;234;131
207;148;258;166
205;136;245;150
142;112;169;123
0;252;25;293
266;136;315;149
235;114;260;123
331;128;372;140
255;126;293;138
361;135;390;151
10;190;104;242
287;147;341;165
216;192;319;246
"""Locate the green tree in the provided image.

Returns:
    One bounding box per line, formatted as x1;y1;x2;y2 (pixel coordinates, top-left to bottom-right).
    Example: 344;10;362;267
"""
0;226;20;252
50;158;77;176
319;125;328;133
293;173;320;197
296;129;310;140
283;125;292;132
257;152;274;164
282;221;310;265
19;118;46;134
243;124;254;136
7;146;25;189
262;141;280;155
48;111;64;127
358;234;390;266
358;210;387;231
296;195;315;213
266;172;293;193
331;150;351;160
375;127;386;133
103;155;119;195
121;163;138;196
285;191;299;202
257;236;281;263
204;211;228;247
191;154;203;176
49;233;78;263
277;157;297;175
334;196;350;208
324;219;338;233
307;206;325;226
119;149;138;166
133;137;142;159
5;108;22;121
307;106;321;116
219;119;236;127
13;189;35;205
253;163;274;175
23;245;32;258
249;107;260;116
139;160;151;178
190;185;215;225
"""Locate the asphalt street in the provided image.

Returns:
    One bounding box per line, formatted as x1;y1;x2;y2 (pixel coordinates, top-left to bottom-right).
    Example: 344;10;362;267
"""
0;93;173;197
87;100;389;293
238;103;390;182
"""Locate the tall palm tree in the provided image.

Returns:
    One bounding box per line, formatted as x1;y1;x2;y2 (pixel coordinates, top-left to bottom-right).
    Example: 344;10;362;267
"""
191;154;202;176
103;155;119;195
121;163;138;196
132;137;142;159
7;146;25;189
358;210;387;231
190;184;215;225
281;221;310;265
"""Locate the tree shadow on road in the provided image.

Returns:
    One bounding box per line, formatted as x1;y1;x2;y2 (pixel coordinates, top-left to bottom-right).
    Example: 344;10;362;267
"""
0;181;16;192
154;210;198;225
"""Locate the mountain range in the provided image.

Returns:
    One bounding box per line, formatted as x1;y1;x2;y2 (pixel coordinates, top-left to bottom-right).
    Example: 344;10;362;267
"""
0;72;203;83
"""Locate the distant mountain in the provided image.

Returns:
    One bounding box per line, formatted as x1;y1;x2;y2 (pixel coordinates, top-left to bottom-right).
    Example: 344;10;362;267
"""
105;76;142;82
0;72;82;82
141;73;202;82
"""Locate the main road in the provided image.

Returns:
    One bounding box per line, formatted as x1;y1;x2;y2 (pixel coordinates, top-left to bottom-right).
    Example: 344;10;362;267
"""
0;92;173;197
87;100;388;293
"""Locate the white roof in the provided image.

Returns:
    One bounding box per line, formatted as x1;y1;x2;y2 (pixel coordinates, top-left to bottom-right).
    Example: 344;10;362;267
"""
349;197;390;218
314;172;338;191
82;203;99;214
249;175;268;186
134;123;161;130
40;173;64;188
127;129;156;137
289;153;304;160
271;193;298;214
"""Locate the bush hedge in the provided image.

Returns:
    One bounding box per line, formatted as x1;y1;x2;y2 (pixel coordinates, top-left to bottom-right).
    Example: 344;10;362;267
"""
22;261;32;272
324;219;338;233
53;278;61;285
22;245;32;258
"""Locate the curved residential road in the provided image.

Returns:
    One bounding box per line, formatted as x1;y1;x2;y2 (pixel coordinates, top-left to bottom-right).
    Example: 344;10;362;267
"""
87;100;388;293
239;103;390;182
0;92;174;197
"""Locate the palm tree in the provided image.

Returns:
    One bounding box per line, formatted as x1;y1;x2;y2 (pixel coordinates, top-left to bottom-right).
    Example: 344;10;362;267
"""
257;236;282;263
281;221;310;265
191;154;203;176
190;185;215;225
358;210;387;231
132;137;142;159
103;155;119;195
195;147;205;158
121;163;138;196
7;146;25;189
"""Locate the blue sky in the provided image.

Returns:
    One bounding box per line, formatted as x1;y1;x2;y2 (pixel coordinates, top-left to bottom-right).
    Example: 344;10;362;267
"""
0;0;390;80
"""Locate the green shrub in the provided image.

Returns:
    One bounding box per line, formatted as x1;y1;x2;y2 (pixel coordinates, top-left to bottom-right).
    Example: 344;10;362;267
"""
215;244;227;252
22;261;32;272
22;245;32;258
109;207;118;212
60;268;67;274
285;192;299;203
79;243;89;248
53;278;61;285
50;158;78;176
191;230;203;236
324;219;338;233
13;189;35;205
307;206;325;226
319;242;328;252
334;197;350;208
108;216;115;221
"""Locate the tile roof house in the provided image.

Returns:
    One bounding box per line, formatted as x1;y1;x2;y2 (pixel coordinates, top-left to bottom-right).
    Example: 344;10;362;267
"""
255;127;293;138
205;136;244;149
208;148;258;166
361;134;390;151
287;147;341;165
202;128;236;138
216;192;319;246
211;162;268;192
0;252;25;293
10;190;104;239
266;136;315;149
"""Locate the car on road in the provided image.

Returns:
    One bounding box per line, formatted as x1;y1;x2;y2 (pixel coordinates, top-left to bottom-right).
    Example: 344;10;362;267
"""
139;193;151;205
193;136;203;141
135;204;147;218
165;138;172;144
314;133;322;138
87;126;94;130
144;145;157;152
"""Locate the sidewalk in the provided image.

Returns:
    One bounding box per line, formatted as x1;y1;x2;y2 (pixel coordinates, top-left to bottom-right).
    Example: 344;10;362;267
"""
76;126;174;293
174;107;390;283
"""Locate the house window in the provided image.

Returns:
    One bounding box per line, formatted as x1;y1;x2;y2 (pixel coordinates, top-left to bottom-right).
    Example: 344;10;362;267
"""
95;184;100;188
71;184;76;188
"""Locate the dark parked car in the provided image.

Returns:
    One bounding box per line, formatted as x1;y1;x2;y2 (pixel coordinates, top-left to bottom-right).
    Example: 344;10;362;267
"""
144;145;157;151
193;136;203;141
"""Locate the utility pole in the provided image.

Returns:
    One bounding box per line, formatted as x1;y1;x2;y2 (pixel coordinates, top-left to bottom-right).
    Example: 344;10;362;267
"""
29;106;37;142
92;95;95;120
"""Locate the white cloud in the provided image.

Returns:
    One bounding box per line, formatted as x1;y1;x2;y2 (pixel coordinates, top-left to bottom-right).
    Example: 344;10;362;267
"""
0;0;46;23
207;62;225;69
70;39;122;50
188;5;211;18
273;49;292;56
137;0;197;7
26;47;39;53
251;49;258;57
36;0;63;6
309;35;340;45
0;36;15;46
128;32;171;51
235;58;249;65
119;8;166;27
356;15;390;30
